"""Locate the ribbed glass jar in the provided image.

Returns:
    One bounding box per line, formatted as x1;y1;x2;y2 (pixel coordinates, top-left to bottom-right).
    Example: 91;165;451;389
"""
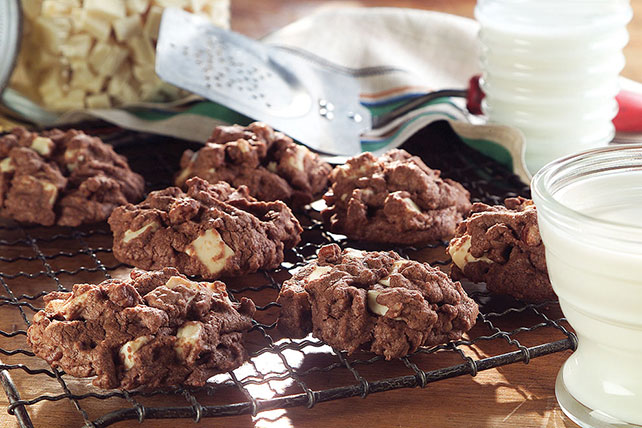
532;145;642;426
476;0;633;174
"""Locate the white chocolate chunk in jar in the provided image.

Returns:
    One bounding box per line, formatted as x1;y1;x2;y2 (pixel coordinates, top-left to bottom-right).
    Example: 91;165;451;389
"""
83;0;127;22
184;229;234;276
10;0;231;111
122;221;159;243
174;321;203;360
367;290;389;316
119;336;152;370
448;235;493;271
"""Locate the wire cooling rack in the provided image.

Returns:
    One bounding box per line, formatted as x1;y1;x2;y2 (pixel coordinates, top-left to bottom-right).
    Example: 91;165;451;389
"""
0;121;576;427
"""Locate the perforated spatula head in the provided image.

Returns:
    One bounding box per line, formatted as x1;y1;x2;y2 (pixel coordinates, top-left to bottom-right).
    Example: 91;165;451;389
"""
155;8;370;156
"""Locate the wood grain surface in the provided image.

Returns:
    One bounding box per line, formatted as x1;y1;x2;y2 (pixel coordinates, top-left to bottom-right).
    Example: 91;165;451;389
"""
4;1;642;427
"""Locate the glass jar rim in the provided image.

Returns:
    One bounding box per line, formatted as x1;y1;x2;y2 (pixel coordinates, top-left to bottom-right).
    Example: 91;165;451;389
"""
531;144;642;235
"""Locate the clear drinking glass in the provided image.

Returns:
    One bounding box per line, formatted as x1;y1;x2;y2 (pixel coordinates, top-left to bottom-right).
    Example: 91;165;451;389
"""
532;145;642;427
476;0;633;175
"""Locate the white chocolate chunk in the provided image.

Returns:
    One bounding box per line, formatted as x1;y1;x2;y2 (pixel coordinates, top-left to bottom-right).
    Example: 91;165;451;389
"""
286;147;307;172
78;10;112;41
89;41;128;76
184;229;234;276
378;276;391;287
107;62;134;96
165;275;228;300
237;139;251;153
113;15;143;42
112;79;140;104
0;158;13;173
448;235;493;271
191;0;214;12
34;15;72;54
174;321;203;360
267;161;278;173
202;0;230;28
60;34;93;59
48;89;86;111
127;35;155;65
143;5;164;40
86;93;112;109
175;167;193;186
132;65;157;84
84;0;126;22
41;181;59;206
307;265;333;282
378;260;407;286
154;0;190;7
70;61;105;93
127;0;150;15
403;197;422;214
343;248;365;258
64;148;84;171
165;276;196;290
52;290;90;320
119;336;152;370
123;222;159;243
30;137;54;156
42;0;76;16
367;290;389;316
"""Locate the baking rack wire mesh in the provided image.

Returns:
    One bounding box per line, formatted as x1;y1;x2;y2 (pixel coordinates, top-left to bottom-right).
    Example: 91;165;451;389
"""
0;122;576;427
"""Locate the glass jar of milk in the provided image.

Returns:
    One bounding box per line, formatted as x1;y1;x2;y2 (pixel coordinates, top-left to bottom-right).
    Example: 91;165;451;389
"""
533;145;642;427
476;0;632;174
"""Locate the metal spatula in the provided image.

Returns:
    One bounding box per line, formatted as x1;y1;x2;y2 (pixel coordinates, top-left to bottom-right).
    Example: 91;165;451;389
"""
155;8;370;156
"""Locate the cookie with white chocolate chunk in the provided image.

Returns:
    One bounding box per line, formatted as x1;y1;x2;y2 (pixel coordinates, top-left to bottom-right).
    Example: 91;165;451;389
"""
321;149;472;245
109;177;302;279
175;122;332;210
447;197;554;302
0;127;144;226
27;268;255;390
277;244;478;359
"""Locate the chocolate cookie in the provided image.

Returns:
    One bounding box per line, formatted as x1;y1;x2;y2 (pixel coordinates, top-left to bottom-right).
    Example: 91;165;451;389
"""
322;149;471;245
447;197;554;302
109;177;302;279
175;122;332;209
0;127;144;226
27;268;256;390
277;244;478;359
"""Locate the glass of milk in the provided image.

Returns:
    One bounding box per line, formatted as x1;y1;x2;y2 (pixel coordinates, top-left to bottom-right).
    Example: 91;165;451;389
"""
476;0;632;175
532;145;642;427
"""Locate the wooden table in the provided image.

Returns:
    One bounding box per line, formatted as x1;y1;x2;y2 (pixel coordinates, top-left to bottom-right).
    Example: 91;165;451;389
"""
6;1;640;427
